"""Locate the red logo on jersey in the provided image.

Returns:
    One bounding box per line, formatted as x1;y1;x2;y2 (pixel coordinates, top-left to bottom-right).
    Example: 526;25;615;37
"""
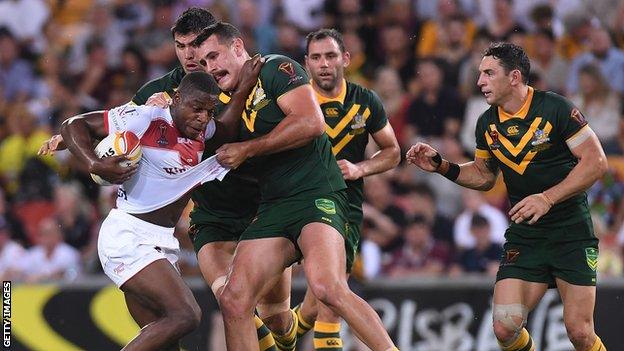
570;108;587;126
278;62;295;76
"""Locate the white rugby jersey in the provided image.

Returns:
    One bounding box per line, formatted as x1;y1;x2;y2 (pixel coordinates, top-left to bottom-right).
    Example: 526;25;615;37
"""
104;104;229;213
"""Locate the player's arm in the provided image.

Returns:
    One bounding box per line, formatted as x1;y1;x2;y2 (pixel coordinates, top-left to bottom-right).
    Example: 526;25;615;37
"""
60;112;136;184
250;84;325;154
406;142;499;191
341;123;401;180
544;127;607;204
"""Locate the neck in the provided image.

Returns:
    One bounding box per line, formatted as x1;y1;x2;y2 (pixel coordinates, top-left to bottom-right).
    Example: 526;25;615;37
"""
499;85;529;115
313;78;344;99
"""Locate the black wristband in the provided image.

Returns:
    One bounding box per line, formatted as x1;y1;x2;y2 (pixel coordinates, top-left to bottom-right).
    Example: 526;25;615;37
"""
431;152;442;169
443;162;460;181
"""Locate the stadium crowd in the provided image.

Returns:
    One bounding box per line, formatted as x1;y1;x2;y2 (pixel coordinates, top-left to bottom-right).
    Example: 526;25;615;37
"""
0;0;623;283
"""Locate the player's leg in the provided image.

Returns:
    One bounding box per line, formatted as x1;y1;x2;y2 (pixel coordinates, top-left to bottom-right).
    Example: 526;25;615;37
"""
295;287;318;337
555;279;605;351
124;292;182;351
299;222;395;351
121;259;201;351
219;237;298;351
308;222;359;350
195;232;278;351
492;278;547;351
260;267;298;351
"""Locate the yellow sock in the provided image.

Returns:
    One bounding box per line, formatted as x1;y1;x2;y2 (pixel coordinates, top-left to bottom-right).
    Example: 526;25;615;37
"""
273;309;298;351
255;315;278;351
589;336;606;351
498;328;535;351
313;321;342;350
294;304;313;338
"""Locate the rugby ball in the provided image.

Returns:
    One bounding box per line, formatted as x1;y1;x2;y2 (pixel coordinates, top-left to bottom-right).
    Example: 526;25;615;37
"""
90;131;142;186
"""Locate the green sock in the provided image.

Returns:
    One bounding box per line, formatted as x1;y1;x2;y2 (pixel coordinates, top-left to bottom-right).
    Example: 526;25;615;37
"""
272;309;298;351
255;315;278;351
313;321;342;350
293;304;313;338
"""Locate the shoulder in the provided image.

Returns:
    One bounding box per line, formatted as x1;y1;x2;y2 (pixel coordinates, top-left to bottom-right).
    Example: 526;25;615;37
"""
260;54;306;78
475;106;496;128
133;67;185;104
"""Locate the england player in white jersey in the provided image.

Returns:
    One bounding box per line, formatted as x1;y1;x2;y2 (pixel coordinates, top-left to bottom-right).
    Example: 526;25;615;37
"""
59;57;262;351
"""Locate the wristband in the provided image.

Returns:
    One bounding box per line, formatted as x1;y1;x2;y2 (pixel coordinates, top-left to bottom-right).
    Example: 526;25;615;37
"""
442;162;460;181
541;192;554;207
431;152;442;169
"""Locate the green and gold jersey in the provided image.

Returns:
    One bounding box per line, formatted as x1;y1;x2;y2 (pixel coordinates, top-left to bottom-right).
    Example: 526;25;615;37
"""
475;87;591;229
316;79;388;225
236;54;346;202
130;67;260;224
131;66;185;105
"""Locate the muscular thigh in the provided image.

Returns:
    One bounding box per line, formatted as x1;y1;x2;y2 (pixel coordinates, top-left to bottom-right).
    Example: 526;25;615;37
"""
493;278;548;311
197;241;238;285
556;278;596;325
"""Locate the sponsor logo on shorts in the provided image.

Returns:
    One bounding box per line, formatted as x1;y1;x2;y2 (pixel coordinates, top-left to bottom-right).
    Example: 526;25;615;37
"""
315;199;336;215
502;249;520;265
113;263;125;275
585;247;598;271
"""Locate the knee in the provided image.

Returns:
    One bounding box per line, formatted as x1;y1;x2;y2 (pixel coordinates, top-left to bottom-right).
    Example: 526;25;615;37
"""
565;320;594;347
492;304;527;343
219;283;255;318
168;300;202;335
308;279;349;309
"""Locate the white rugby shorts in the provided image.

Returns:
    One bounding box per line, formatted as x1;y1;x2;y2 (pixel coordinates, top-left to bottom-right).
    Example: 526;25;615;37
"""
98;208;180;287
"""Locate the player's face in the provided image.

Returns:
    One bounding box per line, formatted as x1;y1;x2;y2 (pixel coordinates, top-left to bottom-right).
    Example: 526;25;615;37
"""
173;92;217;140
174;32;203;73
305;38;350;92
477;56;514;106
198;35;246;92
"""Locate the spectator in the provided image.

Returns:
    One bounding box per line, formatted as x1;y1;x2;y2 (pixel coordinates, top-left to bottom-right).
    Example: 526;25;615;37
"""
559;11;593;61
417;0;476;58
454;189;508;250
0;28;35;104
17;217;81;283
594;214;623;278
484;0;525;41
0;0;50;53
54;182;95;255
528;29;569;94
450;213;503;276
0;218;25;280
371;66;410;146
405;58;464;139
378;24;416;89
383;215;451;278
570;64;622;144
567;26;624;95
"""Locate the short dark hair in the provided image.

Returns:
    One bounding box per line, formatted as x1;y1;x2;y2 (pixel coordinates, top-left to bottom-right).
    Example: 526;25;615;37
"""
192;21;242;47
483;42;531;84
470;213;490;229
171;7;217;37
178;71;220;97
305;28;346;54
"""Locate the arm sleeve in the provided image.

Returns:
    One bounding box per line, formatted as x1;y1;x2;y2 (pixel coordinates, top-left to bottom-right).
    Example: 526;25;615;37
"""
474;112;492;159
104;104;156;137
550;92;589;144
367;90;389;134
264;56;310;101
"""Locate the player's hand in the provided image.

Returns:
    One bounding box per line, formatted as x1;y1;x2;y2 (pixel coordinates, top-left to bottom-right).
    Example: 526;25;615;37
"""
237;54;264;94
215;142;251;169
38;134;64;155
89;155;138;184
337;159;364;180
406;142;440;172
145;92;171;108
509;193;553;225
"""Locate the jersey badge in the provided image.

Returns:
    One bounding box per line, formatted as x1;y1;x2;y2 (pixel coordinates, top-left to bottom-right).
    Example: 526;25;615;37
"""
278;62;294;76
315;199;336;215
530;129;551;151
585;247;598;271
157;124;169;146
502;249;520;265
252;86;270;111
325;107;340;117
506;125;519;136
570;108;587;126
488;125;501;150
349;114;366;135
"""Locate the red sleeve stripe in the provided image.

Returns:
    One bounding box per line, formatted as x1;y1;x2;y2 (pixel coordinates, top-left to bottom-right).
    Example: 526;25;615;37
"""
103;110;109;134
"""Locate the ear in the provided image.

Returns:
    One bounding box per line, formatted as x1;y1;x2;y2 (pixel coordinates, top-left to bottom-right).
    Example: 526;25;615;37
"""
510;69;523;86
343;51;351;68
172;91;182;105
232;37;245;57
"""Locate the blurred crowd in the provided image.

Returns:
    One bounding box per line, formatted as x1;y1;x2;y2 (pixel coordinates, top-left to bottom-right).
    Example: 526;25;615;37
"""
1;0;624;284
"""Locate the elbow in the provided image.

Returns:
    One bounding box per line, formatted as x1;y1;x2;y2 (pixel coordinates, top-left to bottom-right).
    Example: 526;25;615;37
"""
595;155;608;179
307;113;326;138
390;146;401;168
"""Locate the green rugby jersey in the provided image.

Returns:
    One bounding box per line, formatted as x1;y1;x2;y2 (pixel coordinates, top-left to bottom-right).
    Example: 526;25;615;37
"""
235;54;346;202
131;67;185;105
316;79;388;225
130;66;260;224
475;87;591;229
